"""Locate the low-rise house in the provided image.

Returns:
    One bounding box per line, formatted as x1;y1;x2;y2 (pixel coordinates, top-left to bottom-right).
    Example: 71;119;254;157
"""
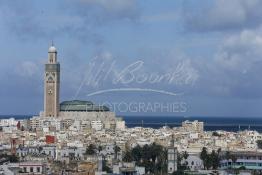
220;151;262;171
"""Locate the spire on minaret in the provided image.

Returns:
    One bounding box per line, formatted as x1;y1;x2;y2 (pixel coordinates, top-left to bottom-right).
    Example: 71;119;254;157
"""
48;43;57;63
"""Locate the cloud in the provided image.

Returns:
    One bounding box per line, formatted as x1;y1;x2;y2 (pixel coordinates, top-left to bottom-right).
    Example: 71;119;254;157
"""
189;26;262;99
15;61;40;78
183;0;262;32
68;0;140;23
215;27;262;72
0;0;140;42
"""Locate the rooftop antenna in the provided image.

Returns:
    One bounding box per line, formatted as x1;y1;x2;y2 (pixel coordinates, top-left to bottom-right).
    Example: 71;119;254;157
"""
51;40;54;46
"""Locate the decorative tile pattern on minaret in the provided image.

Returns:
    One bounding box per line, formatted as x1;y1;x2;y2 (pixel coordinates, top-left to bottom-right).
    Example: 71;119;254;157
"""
44;45;60;117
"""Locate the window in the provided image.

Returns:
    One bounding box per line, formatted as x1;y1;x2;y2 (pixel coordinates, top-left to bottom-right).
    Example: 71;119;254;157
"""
23;167;27;172
37;167;40;172
30;167;33;172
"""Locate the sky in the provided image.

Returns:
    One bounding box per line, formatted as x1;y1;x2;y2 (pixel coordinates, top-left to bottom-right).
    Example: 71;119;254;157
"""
0;0;262;117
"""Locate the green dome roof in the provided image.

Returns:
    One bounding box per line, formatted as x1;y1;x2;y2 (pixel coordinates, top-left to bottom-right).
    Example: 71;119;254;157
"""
60;100;109;112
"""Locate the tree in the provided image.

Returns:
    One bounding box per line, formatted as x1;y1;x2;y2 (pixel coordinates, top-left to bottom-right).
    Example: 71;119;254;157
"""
123;143;168;174
212;132;221;137
123;150;133;162
157;148;167;174
200;147;208;169
200;147;221;170
182;151;189;160
172;170;189;175
257;140;262;149
38;146;43;154
9;155;19;162
86;144;96;155
206;154;212;170
238;166;246;170
131;145;142;162
225;151;231;168
114;145;121;160
231;155;237;169
230;154;238;174
217;148;221;154
210;150;220;170
98;145;103;153
102;158;112;173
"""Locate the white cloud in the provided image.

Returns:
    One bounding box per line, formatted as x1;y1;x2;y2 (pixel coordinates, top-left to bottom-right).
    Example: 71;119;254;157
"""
215;27;262;72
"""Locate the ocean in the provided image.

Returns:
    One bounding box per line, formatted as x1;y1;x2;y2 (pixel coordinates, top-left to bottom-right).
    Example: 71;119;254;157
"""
1;115;262;132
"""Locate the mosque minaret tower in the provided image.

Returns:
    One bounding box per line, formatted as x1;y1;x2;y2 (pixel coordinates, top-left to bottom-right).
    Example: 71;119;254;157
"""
44;45;60;117
35;44;117;129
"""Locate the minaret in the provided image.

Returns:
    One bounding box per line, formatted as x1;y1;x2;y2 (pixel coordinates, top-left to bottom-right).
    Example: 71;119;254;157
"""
168;134;177;174
44;44;60;117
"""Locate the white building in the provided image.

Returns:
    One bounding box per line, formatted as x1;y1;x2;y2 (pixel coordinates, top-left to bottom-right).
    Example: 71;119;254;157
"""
91;120;103;131
0;118;17;127
116;118;126;131
182;120;204;132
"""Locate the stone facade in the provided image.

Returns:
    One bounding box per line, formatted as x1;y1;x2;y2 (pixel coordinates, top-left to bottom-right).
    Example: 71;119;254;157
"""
44;46;60;117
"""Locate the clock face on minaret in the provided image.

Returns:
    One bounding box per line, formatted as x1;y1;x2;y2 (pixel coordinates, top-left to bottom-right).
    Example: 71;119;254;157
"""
44;45;60;117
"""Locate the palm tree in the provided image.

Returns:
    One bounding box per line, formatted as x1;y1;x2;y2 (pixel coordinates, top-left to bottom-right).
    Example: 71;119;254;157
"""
200;147;208;169
114;145;121;160
210;150;220;170
131;145;142;162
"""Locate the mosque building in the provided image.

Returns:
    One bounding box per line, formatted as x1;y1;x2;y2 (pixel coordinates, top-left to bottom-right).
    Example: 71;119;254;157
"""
37;45;117;125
